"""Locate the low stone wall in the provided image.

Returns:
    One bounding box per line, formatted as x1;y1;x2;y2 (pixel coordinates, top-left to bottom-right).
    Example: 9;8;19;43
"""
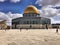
12;24;60;29
16;24;47;29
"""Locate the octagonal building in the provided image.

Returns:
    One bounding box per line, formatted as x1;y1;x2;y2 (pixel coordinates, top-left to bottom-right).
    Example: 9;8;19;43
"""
12;5;51;29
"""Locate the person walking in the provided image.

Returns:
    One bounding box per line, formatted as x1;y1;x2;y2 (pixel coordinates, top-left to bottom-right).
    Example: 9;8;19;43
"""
46;24;48;29
20;28;22;32
56;26;59;33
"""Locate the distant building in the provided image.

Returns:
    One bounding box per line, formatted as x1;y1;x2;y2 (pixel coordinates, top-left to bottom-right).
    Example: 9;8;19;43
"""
51;24;60;29
0;20;7;29
12;5;51;29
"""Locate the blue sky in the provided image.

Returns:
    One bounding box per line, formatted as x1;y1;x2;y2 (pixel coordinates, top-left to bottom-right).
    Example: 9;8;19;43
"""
0;0;41;13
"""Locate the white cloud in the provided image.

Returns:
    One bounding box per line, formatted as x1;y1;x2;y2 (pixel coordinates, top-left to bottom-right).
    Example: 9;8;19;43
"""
36;0;60;18
0;0;5;2
40;7;59;18
51;15;60;24
0;0;21;3
7;12;22;19
10;0;20;3
50;14;60;24
36;0;60;6
0;12;22;26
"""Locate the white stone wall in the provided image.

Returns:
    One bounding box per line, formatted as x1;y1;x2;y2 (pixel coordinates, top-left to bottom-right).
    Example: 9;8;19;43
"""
16;24;47;29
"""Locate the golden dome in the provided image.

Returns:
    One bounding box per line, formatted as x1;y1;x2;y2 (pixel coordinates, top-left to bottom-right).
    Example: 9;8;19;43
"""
24;5;39;14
